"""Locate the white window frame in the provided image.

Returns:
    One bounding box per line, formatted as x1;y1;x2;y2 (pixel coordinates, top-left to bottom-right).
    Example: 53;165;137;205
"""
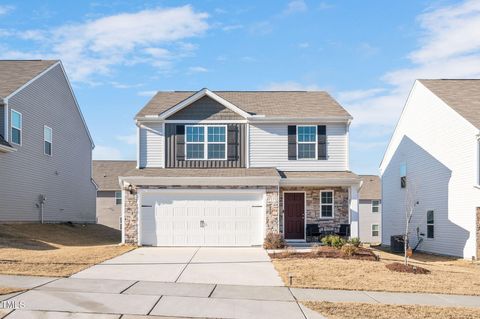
115;191;122;205
320;190;334;219
371;200;380;213
10;109;22;146
427;210;434;239
371;224;379;237
185;125;227;160
296;125;317;160
44;125;52;156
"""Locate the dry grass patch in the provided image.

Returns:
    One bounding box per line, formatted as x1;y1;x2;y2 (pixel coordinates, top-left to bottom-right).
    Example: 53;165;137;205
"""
0;287;23;295
0;224;134;277
303;302;480;319
272;247;480;295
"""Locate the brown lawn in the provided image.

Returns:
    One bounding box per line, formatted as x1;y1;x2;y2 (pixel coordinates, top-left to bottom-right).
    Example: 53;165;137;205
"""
0;287;24;295
272;247;480;295
304;302;480;319
0;224;134;277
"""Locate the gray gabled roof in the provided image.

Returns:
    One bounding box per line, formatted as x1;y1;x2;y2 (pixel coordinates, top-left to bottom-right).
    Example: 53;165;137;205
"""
137;91;351;119
359;175;381;200
122;167;279;178
93;160;137;190
0;60;58;99
419;79;480;129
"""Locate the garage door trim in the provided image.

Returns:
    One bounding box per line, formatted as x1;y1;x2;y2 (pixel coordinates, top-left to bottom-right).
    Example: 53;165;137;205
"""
137;188;267;246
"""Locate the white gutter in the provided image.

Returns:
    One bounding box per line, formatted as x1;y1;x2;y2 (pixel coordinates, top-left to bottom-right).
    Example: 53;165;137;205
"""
119;176;280;187
280;177;361;187
135;116;352;124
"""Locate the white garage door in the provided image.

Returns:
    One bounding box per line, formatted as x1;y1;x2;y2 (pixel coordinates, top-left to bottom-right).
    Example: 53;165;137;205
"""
139;190;265;246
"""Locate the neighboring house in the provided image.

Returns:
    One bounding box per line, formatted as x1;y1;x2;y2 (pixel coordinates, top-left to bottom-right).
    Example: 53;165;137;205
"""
119;89;361;246
0;60;96;223
358;175;381;243
93;160;136;229
380;79;480;259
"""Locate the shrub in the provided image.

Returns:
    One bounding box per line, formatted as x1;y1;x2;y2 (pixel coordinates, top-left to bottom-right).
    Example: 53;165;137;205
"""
263;232;285;249
348;237;361;247
341;244;358;256
321;235;346;248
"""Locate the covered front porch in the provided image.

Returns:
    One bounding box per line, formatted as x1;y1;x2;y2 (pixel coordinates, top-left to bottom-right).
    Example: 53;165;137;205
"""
278;171;361;243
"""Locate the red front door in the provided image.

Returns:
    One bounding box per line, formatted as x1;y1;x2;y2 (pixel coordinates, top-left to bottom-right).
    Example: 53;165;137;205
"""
284;192;305;240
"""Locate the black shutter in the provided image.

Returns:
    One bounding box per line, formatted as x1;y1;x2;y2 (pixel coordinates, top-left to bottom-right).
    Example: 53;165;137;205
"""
227;125;238;161
176;125;185;161
288;125;297;160
317;125;327;160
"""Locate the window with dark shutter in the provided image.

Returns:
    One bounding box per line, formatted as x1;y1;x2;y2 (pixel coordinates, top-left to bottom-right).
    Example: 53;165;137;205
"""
288;125;297;160
176;125;185;161
317;125;327;160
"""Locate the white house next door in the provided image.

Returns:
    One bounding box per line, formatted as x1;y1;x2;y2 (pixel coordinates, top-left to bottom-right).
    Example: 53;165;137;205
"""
139;190;265;246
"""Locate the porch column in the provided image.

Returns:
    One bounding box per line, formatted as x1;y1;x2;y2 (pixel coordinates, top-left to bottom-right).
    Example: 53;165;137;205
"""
349;185;359;238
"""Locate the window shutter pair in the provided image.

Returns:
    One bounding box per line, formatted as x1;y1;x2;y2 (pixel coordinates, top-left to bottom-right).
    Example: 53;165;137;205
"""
175;124;238;161
287;125;327;160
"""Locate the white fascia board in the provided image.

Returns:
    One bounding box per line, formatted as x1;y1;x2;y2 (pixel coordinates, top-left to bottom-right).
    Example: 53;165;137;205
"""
280;178;361;187
157;89;251;120
119;176;280;186
247;116;352;124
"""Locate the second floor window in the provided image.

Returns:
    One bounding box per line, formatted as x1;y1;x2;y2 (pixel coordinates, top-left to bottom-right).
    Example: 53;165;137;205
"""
427;210;434;239
44;126;52;156
297;125;317;159
372;200;380;213
11;110;22;145
186;125;227;160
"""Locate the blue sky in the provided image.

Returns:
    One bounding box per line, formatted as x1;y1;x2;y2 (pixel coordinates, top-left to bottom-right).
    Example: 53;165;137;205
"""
1;0;479;174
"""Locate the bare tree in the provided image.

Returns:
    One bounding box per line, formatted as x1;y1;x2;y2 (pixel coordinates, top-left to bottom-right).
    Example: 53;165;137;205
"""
403;181;418;266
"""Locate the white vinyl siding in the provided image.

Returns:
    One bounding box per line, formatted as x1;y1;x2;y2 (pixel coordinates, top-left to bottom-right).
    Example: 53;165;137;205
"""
358;199;382;243
139;123;164;168
249;123;348;171
381;81;480;259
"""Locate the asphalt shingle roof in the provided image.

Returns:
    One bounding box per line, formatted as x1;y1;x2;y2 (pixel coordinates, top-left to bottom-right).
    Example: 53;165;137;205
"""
122;167;280;178
359;175;381;200
419;79;480;129
0;60;58;98
93;160;137;190
137;91;351;119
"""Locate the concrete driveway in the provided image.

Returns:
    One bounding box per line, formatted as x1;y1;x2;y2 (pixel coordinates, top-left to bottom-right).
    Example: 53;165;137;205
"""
72;247;284;286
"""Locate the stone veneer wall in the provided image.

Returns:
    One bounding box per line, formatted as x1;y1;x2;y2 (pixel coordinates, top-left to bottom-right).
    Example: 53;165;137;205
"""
477;207;480;260
279;186;350;234
123;185;279;245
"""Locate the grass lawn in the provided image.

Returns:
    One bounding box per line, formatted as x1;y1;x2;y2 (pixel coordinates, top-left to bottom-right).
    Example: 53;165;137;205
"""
272;247;480;295
0;223;134;277
0;287;24;295
303;302;480;319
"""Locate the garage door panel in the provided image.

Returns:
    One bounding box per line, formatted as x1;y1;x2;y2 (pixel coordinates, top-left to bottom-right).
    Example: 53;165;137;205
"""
140;191;264;246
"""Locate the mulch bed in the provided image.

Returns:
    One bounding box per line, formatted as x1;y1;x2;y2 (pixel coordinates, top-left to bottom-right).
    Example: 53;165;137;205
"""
385;262;431;274
269;246;379;261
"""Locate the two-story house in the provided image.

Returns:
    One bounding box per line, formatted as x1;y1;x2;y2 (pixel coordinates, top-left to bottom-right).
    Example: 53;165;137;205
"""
358;175;381;243
381;80;480;259
0;60;96;223
119;89;360;246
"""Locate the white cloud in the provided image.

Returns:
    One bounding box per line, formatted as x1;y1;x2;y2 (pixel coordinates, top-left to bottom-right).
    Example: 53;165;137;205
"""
222;24;243;31
0;6;209;82
110;81;143;89
298;42;310;48
343;0;480;128
261;81;321;91
188;66;208;73
0;5;14;16
93;145;124;160
283;0;307;15
138;90;157;97
116;134;137;145
241;56;256;62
